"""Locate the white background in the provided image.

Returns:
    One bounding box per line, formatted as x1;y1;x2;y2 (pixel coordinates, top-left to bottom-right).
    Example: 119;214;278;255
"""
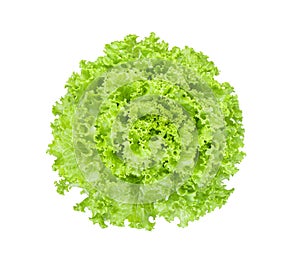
1;0;299;260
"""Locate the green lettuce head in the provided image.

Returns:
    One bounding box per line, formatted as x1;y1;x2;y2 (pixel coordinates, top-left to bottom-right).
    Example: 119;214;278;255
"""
48;33;245;230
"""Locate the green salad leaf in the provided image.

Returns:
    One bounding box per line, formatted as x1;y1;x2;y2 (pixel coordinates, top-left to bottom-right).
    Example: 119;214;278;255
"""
48;33;245;230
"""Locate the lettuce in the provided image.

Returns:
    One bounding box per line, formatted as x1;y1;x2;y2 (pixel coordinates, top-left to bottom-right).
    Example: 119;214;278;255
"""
48;33;245;230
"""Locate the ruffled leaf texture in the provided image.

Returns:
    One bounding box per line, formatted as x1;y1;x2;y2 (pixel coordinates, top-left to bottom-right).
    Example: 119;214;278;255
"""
48;33;245;230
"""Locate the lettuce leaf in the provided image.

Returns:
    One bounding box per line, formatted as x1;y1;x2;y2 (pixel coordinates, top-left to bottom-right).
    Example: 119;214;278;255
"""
48;33;245;230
